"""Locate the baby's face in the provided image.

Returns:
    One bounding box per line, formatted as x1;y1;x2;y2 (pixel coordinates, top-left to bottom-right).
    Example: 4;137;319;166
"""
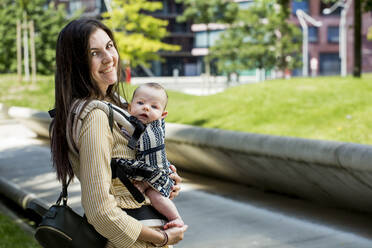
129;86;167;124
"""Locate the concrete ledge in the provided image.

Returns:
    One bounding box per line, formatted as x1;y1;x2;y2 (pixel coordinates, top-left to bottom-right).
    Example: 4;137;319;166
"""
0;103;10;119
5;105;372;213
165;123;372;213
165;123;372;171
7;106;51;138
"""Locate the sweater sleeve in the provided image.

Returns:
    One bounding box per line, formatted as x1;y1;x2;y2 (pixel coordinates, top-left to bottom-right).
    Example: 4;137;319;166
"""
78;109;142;247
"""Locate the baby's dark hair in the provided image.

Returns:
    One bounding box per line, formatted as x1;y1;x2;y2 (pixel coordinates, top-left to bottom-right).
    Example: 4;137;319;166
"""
132;82;168;107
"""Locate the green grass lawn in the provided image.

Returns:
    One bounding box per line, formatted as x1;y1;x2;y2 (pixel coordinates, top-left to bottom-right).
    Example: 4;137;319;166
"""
0;74;55;111
0;213;40;248
1;73;371;144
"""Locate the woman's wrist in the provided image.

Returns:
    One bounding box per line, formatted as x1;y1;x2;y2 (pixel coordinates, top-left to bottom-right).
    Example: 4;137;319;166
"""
152;230;168;247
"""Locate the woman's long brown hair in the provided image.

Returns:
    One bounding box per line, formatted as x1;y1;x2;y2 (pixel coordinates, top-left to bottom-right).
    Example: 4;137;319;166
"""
50;18;126;182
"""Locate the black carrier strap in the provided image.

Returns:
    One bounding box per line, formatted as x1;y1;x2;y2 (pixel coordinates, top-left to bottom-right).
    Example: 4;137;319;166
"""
111;159;145;203
122;205;166;221
137;144;165;157
108;103;114;133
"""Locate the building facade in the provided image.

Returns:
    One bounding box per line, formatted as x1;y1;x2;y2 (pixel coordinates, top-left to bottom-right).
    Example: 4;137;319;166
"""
191;0;372;76
53;0;372;77
146;0;196;77
53;0;108;17
289;0;372;76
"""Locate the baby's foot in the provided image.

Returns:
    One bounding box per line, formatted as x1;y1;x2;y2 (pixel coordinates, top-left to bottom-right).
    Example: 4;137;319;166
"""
163;218;184;230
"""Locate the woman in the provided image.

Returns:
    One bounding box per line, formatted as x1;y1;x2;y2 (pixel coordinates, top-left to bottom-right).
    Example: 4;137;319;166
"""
50;18;187;247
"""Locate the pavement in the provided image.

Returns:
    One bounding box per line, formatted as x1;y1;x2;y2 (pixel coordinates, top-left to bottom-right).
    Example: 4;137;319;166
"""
2;117;372;247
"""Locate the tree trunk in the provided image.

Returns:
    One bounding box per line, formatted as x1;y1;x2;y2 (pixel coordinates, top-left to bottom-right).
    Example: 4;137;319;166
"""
205;28;211;77
353;0;361;77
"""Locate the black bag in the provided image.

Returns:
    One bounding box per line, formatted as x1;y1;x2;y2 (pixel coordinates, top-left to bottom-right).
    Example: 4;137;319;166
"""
34;178;107;248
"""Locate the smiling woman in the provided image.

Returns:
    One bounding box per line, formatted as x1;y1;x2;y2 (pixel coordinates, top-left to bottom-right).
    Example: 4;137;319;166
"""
89;28;119;94
47;18;187;248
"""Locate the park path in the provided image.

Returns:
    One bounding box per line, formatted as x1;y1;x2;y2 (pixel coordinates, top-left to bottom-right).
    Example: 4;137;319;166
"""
1;117;372;247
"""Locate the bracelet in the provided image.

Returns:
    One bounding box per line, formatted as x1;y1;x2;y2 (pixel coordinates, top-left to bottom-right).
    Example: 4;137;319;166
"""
153;230;168;247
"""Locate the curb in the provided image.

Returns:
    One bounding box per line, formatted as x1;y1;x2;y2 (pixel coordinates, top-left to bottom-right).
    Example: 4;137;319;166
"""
0;176;49;217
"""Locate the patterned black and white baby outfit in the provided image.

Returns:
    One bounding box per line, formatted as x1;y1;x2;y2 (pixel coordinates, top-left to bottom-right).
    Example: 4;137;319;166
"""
115;119;174;198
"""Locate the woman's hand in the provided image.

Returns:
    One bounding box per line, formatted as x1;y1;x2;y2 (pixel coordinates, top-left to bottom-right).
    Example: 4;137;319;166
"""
164;225;188;245
169;164;182;200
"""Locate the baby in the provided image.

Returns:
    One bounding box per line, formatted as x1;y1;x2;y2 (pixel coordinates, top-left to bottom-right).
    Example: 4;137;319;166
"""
127;82;183;229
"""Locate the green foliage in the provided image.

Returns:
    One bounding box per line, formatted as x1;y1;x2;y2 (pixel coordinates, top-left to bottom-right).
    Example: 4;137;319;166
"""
176;0;239;24
0;213;41;248
102;0;180;68
0;0;69;75
368;26;372;40
0;0;21;73
364;0;372;11
210;0;301;75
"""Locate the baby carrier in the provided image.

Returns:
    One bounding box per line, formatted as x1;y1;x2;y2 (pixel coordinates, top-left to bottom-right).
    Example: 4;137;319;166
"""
67;99;172;201
67;99;173;199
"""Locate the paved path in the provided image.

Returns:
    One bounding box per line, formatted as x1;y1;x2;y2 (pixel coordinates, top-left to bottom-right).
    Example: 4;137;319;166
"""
1;119;372;247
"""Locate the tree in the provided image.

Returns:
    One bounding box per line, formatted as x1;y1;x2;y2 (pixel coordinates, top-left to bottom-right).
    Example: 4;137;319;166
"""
210;0;301;79
0;0;69;75
353;0;361;77
274;2;302;74
102;0;180;69
175;0;239;76
0;0;20;73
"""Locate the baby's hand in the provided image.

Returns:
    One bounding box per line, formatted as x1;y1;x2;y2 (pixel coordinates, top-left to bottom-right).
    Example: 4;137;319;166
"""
163;218;184;230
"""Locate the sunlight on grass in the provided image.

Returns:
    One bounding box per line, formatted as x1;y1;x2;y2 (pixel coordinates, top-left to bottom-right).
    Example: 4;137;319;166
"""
0;73;371;144
0;213;40;248
166;75;372;144
0;74;54;111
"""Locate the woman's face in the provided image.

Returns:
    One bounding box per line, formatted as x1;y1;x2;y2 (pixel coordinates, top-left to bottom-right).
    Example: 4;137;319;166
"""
89;28;119;95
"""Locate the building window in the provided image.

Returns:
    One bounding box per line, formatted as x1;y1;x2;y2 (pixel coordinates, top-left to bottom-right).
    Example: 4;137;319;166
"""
238;0;254;10
195;30;223;48
309;26;318;43
327;26;339;43
69;0;98;14
195;32;207;48
175;3;183;14
173;22;187;33
319;53;340;75
291;0;309;14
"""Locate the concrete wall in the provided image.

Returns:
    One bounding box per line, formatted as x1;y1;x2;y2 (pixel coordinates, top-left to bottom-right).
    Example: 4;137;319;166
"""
165;123;372;213
6;105;372;213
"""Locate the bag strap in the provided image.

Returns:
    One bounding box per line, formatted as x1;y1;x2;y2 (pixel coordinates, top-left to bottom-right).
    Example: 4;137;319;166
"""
56;177;73;206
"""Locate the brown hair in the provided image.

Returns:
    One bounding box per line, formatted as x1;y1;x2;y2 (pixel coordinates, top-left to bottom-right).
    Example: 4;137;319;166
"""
50;18;126;182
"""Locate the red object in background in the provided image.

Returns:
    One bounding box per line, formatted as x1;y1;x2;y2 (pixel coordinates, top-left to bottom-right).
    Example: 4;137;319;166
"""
125;67;131;84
